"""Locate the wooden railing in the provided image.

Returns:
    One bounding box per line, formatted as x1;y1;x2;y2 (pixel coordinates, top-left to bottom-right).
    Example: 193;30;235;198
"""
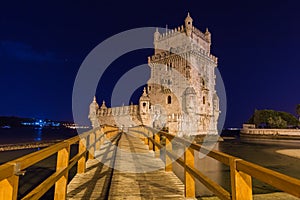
0;125;119;200
129;126;300;200
1;124;299;200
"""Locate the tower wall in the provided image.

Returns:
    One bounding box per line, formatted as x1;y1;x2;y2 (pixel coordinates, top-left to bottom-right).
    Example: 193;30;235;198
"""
147;13;220;135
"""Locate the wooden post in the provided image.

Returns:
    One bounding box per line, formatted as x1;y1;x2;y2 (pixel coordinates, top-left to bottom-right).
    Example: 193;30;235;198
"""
88;132;95;159
184;147;195;198
103;126;108;139
77;137;86;174
143;137;147;145
148;130;154;151
54;145;70;200
100;134;104;146
106;131;111;139
165;136;172;172
95;130;101;151
0;174;19;200
230;158;252;200
154;133;160;158
145;131;149;145
100;127;105;145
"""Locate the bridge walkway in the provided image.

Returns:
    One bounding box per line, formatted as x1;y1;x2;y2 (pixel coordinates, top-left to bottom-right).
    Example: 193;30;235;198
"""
66;132;186;200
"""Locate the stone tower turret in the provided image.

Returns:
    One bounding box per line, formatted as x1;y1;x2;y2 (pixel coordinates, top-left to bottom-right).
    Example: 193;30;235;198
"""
139;87;151;125
205;28;212;53
154;28;160;41
185;12;193;37
154;28;160;50
88;96;100;128
205;28;211;43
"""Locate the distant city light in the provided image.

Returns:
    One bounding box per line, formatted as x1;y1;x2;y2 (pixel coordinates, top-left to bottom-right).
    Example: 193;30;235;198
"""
20;119;89;129
21;119;60;127
62;123;90;129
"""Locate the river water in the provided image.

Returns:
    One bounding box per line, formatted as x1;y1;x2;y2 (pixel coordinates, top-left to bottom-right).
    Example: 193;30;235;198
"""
0;127;77;145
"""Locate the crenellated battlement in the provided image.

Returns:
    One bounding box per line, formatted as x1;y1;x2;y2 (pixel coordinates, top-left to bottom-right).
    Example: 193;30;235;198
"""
155;25;185;41
98;105;139;117
156;25;210;44
148;43;218;64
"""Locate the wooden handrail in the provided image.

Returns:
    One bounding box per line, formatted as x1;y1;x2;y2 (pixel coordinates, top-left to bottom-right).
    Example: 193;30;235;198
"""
236;159;300;197
0;124;119;200
129;125;300;200
0;163;15;181
10;142;69;171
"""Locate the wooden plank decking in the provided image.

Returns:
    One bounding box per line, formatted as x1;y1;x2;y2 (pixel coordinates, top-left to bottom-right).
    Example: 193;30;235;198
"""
67;133;186;199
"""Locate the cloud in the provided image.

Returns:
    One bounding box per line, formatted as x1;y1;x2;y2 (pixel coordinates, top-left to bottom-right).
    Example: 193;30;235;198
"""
0;40;59;63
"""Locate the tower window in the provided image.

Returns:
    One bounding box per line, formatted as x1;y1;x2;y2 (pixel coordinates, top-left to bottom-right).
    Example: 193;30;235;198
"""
167;96;172;104
143;103;146;107
203;96;206;104
166;64;171;71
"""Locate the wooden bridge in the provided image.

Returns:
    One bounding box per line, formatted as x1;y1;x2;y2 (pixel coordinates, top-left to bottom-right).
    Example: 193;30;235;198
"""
0;125;300;200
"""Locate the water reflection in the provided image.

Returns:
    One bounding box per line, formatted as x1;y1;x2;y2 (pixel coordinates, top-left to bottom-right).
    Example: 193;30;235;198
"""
172;142;229;196
34;127;42;141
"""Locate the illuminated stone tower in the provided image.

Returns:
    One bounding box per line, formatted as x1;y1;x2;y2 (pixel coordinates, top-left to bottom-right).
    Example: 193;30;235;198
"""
147;12;220;135
89;13;220;136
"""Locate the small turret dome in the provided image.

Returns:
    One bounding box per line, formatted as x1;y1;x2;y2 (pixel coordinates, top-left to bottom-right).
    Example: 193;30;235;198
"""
100;100;107;109
139;87;150;101
154;27;160;41
185;12;193;37
90;96;99;109
185;12;193;25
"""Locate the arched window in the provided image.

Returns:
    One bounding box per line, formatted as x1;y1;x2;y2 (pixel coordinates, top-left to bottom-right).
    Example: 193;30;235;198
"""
203;96;206;104
167;96;172;104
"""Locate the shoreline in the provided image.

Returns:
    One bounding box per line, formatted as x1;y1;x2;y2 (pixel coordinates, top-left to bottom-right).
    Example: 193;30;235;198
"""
240;126;300;145
276;149;300;159
0;140;63;151
241;125;300;137
239;133;300;145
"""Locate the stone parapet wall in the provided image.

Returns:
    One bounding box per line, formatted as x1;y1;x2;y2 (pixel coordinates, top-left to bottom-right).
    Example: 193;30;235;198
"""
241;128;300;136
99;105;139;116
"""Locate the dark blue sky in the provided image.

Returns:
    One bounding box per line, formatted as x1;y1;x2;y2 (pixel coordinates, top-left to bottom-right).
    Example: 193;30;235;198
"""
0;0;299;127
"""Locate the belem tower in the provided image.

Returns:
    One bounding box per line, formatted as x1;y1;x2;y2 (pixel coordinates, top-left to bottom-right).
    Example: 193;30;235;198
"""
89;13;220;136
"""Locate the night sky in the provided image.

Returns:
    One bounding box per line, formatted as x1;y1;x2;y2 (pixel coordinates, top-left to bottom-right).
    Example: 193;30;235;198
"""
1;1;299;128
